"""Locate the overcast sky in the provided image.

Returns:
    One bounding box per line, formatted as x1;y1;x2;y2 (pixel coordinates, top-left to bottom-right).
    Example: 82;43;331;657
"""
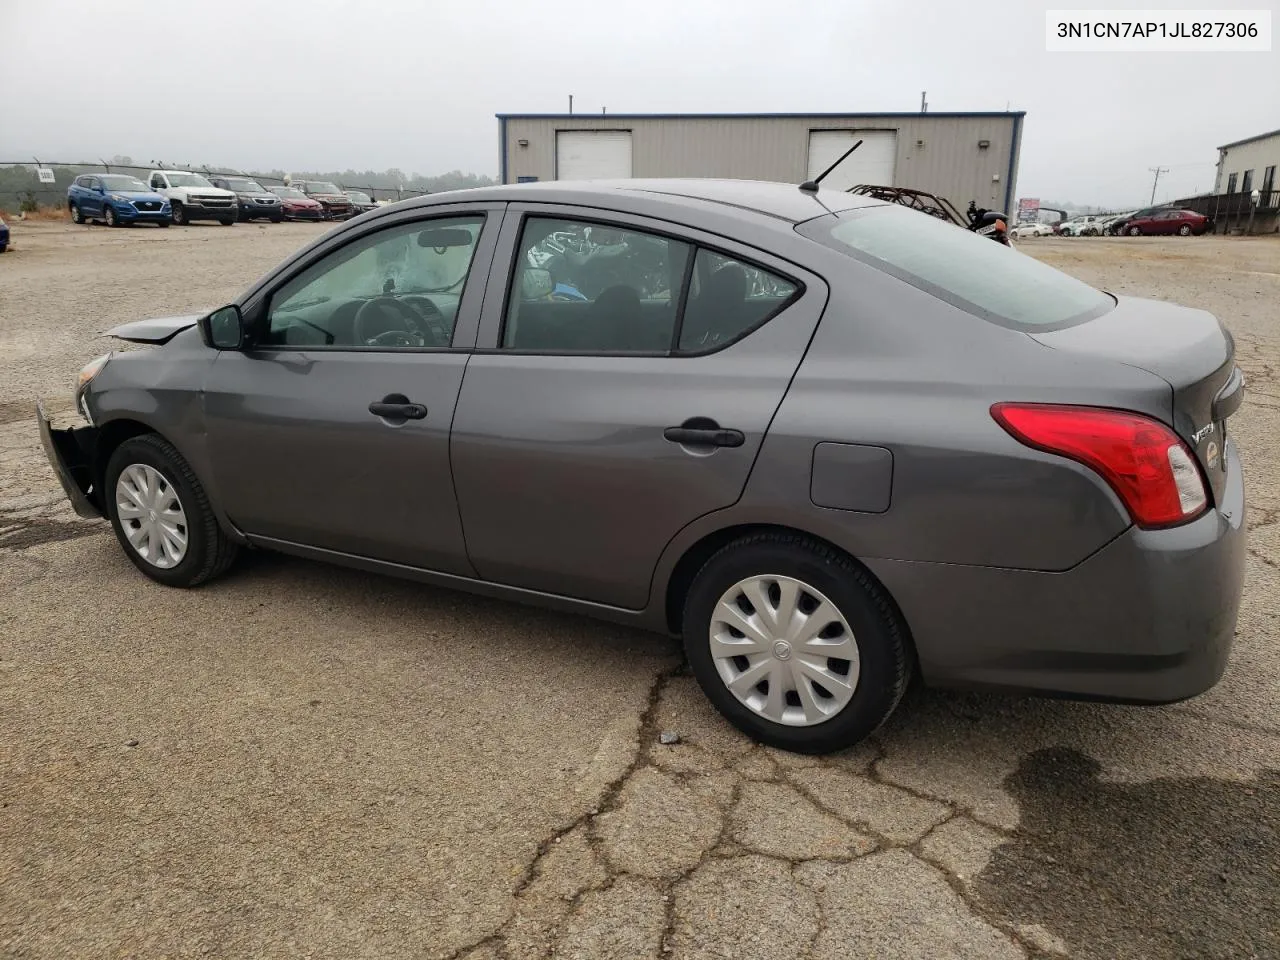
1;0;1275;208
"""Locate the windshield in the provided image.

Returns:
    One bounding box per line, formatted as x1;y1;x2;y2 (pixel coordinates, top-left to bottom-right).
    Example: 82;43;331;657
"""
101;175;149;192
802;205;1113;330
272;187;306;199
166;173;214;188
308;182;342;194
226;178;266;193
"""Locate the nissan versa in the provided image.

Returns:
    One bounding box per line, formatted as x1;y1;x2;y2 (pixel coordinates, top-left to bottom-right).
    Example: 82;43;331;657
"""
38;179;1246;753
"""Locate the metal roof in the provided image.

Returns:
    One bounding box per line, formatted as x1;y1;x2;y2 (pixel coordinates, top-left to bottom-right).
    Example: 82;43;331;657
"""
496;111;1026;120
1218;128;1280;150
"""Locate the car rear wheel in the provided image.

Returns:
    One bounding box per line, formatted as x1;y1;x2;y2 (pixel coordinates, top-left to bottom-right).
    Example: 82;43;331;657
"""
1178;224;1192;236
1128;226;1141;236
220;218;235;226
105;434;238;588
157;220;170;228
681;534;911;753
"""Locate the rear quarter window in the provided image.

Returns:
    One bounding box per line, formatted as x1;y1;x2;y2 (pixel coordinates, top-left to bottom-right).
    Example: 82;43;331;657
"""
800;205;1113;331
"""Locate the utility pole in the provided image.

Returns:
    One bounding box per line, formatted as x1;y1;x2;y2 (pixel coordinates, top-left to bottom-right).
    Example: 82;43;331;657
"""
1148;166;1168;205
568;94;573;115
920;91;927;113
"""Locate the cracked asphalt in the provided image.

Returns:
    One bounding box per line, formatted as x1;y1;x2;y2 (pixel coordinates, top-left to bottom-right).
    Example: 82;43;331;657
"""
1;222;1278;959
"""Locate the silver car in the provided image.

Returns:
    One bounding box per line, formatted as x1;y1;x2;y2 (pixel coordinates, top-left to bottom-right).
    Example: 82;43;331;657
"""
39;179;1246;753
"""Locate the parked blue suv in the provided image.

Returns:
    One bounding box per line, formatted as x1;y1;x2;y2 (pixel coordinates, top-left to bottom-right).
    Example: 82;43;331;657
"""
67;174;171;227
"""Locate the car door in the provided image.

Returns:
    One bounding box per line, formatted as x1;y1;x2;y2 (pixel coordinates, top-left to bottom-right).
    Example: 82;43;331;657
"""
449;204;827;610
82;177;103;217
202;202;503;572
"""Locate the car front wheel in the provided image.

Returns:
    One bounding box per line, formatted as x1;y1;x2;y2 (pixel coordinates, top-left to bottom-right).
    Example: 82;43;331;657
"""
105;434;238;588
171;201;186;225
681;534;911;753
70;204;84;224
1129;226;1141;236
104;207;119;227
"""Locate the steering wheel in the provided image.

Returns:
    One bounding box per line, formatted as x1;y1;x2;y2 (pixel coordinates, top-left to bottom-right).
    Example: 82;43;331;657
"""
353;297;424;347
400;295;451;346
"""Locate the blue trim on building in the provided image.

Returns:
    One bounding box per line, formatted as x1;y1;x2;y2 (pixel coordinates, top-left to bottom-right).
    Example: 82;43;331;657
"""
497;111;1027;120
499;116;508;184
1003;113;1021;215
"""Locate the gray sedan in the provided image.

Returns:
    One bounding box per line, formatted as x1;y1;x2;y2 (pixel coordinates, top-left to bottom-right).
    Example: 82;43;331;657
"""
39;179;1246;753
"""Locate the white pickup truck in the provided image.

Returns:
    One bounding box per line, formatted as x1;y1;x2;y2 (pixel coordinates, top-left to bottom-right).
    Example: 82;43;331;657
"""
147;170;239;225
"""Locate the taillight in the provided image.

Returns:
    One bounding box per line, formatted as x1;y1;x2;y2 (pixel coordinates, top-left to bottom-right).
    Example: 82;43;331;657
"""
991;403;1208;529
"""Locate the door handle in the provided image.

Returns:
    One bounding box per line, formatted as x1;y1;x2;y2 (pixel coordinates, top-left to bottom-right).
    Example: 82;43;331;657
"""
369;394;427;423
664;421;745;448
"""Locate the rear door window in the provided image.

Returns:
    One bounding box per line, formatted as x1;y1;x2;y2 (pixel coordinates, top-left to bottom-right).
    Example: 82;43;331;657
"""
679;250;798;353
504;217;691;353
800;205;1113;331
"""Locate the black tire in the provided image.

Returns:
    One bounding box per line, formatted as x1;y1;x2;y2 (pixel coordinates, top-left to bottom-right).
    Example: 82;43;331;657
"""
220;218;235;226
271;214;284;223
681;533;911;754
104;206;119;227
104;434;238;588
157;220;171;228
1178;224;1192;236
171;201;186;225
70;203;84;224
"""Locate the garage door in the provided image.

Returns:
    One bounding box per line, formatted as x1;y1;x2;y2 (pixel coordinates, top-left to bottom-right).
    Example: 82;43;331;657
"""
555;130;633;180
807;130;897;192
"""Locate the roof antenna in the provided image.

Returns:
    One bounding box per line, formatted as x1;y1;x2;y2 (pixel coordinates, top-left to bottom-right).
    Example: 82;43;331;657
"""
799;139;863;193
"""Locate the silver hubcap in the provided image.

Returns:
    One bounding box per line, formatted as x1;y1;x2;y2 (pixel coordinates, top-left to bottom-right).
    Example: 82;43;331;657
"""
709;575;859;727
115;464;188;569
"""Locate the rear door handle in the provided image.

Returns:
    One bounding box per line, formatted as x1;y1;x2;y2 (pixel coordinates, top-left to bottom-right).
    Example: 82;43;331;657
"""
369;394;427;422
664;424;745;448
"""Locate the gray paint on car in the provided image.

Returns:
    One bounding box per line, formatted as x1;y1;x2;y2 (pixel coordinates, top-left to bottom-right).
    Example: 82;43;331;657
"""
49;178;1246;721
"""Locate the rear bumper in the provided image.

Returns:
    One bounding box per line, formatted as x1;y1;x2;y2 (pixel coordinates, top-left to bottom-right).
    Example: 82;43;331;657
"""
869;438;1246;704
36;399;102;520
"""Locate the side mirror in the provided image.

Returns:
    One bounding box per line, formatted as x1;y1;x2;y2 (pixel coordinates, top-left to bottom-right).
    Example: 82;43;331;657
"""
200;304;246;350
519;267;553;300
96;185;106;194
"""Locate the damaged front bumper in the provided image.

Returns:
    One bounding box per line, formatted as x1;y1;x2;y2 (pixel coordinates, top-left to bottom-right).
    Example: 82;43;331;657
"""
37;399;102;519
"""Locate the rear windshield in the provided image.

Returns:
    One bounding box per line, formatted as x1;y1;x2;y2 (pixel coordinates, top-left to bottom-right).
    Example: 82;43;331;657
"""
800;205;1114;330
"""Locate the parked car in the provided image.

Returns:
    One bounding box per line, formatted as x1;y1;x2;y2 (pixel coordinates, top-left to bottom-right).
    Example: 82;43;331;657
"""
207;176;284;222
1123;208;1210;237
291;180;352;219
267;186;325;220
0;214;8;252
67;174;171;227
1099;211;1135;235
39;179;1246;754
1107;206;1168;235
147;170;238;225
1059;215;1104;237
344;190;378;216
1010;222;1053;238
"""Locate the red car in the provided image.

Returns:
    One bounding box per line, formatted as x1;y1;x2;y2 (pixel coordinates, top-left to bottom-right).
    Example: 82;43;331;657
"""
267;186;325;221
1124;209;1209;237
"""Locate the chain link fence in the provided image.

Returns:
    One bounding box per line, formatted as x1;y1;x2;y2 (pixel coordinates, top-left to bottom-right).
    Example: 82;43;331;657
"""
0;160;430;214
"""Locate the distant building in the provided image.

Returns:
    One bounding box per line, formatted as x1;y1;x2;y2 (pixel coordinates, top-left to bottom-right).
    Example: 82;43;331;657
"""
498;111;1025;215
1214;128;1279;199
1204;128;1280;233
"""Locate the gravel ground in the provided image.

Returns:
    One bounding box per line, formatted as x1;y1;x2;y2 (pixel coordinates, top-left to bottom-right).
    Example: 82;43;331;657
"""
1;222;1278;959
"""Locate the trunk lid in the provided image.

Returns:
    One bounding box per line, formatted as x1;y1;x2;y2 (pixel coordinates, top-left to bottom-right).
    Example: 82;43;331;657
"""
1031;295;1241;505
